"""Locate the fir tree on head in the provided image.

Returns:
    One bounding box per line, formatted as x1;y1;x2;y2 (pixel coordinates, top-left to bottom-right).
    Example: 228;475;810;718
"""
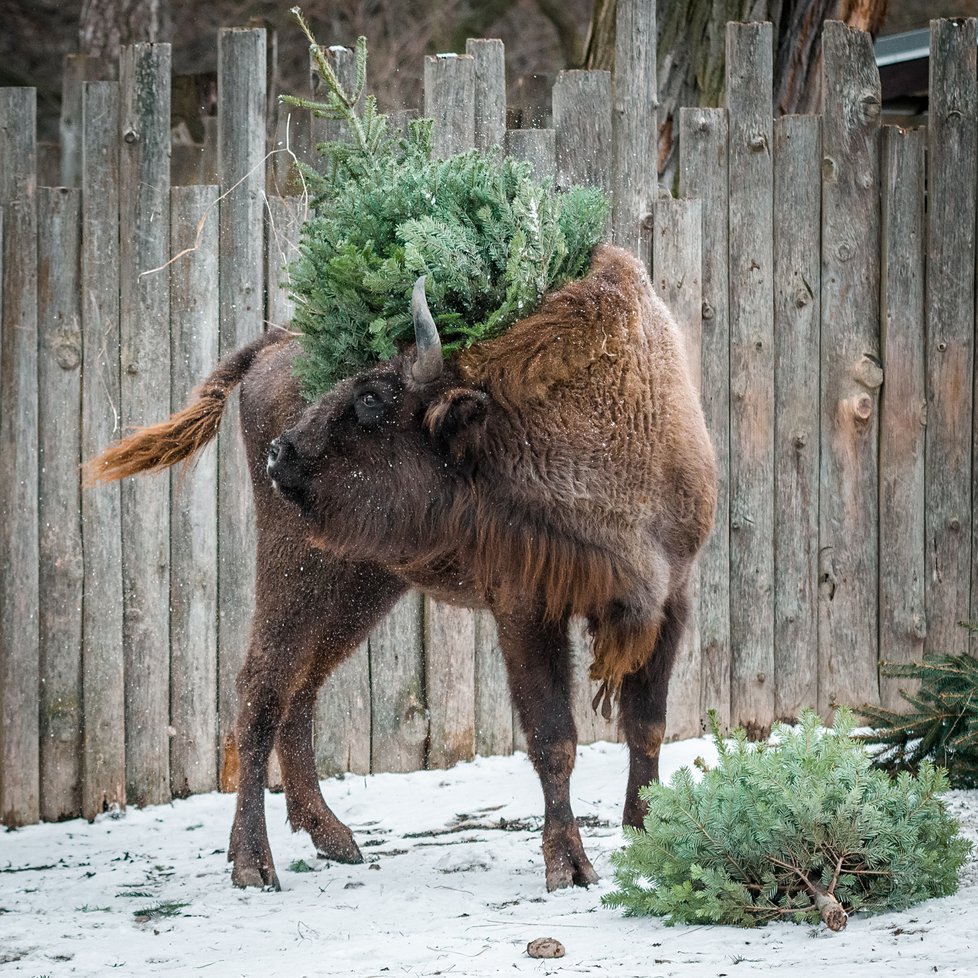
280;8;609;399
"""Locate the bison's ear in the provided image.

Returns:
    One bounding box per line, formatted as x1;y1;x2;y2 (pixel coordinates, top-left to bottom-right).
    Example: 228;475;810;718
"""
424;388;489;468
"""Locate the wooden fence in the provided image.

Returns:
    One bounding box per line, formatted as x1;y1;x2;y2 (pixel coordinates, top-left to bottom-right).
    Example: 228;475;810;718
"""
1;5;977;827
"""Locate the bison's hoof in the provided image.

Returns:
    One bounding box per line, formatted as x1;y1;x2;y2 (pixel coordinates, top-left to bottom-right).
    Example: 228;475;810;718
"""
546;854;599;891
542;826;599;891
231;858;281;891
314;834;363;865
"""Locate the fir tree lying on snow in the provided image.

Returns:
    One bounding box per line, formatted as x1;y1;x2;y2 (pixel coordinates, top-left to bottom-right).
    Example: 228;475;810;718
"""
604;709;970;931
858;644;978;789
281;8;608;397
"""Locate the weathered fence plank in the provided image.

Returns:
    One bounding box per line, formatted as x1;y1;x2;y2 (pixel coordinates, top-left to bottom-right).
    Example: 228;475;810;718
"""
315;641;371;777
425;54;475;159
474;611;512;757
80;80;125;819
426;603;476;769
819;22;883;713
679;105;730;726
926;18;976;655
653;197;703;741
726;22;775;735
370;593;428;772
466;38;505;153
169;185;220;796
217;28;266;789
59;54;114;187
612;0;656;255
0;88;39;827
504;128;555;179
553;70;613;198
772;115;821;721
119;43;172;807
266;194;306;328
879;125;927;708
37;187;83;822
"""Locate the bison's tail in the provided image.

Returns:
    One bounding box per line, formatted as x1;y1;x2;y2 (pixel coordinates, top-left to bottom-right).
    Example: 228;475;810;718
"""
83;327;293;486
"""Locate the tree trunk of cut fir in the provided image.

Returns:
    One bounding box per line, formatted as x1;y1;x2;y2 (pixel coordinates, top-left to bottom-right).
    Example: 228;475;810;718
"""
79;0;168;58
583;0;889;186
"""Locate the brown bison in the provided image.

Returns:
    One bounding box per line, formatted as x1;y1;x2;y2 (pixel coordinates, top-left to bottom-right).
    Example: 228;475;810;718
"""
86;244;716;892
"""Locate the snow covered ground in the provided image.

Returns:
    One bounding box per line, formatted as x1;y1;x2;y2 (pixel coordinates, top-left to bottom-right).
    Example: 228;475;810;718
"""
2;738;976;978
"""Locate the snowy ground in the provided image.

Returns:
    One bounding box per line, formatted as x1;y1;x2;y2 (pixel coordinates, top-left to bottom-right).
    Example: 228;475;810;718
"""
2;738;976;978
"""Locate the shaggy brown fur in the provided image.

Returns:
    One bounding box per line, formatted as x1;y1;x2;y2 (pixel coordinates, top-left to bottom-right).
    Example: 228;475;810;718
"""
86;245;716;894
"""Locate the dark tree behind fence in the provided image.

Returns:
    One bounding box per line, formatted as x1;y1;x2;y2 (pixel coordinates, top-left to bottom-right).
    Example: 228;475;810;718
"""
1;12;977;827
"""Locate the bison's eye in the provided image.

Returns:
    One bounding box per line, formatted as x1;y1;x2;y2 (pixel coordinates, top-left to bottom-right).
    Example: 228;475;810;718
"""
354;389;388;427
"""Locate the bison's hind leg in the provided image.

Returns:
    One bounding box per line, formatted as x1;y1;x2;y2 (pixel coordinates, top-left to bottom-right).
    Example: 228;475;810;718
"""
617;586;691;829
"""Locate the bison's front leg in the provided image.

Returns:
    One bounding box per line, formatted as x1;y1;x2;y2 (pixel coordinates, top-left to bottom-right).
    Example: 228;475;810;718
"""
495;605;598;891
618;587;690;828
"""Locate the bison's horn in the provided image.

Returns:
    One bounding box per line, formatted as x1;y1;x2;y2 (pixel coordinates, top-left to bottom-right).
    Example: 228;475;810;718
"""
411;275;443;384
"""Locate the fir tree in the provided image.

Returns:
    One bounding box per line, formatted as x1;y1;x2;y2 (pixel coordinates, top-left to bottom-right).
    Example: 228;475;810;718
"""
281;8;609;398
604;710;970;931
858;644;978;789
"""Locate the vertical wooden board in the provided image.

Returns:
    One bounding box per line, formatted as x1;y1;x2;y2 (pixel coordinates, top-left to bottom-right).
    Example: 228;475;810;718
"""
119;43;172;807
772;115;821;720
474;609;512;757
37;187;84;821
879;126;927;708
466;38;505;153
926;19;976;654
217;28;266;788
169;185;220;796
424;54;476;159
553;70;613;197
309;45;359;154
504;129;556;180
370;592;427;772
0;88;39;827
314;640;371;777
726;23;775;735
679;106;730;726
59;54;114;188
612;0;657;255
80;80;126;819
819;22;883;713
425;602;476;769
266;194;307;329
653;198;704;741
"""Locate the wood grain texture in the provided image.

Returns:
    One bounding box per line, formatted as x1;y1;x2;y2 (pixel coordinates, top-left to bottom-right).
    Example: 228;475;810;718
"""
679;106;730;727
80;80;126;819
819;22;882;713
37;187;83;821
265;194;306;329
58;54;114;188
424;54;475;160
0;87;39;827
612;0;657;255
119;43;172;807
370;593;427;772
503;128;556;180
315;640;371;777
170;186;220;796
925;18;976;655
474;610;512;757
217;28;266;789
425;602;476;769
653;198;703;741
569;619;616;746
773;115;821;721
879;125;927;708
553;70;613;197
726;22;775;735
466;38;505;153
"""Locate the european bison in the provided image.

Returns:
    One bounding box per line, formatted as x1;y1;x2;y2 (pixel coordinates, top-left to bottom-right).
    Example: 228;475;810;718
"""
86;244;716;892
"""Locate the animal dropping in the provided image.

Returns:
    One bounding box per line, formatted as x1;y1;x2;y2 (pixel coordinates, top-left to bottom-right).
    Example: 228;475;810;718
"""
84;246;716;894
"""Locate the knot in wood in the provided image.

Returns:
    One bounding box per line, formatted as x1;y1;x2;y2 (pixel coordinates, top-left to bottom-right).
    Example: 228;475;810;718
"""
696;116;711;134
821;156;837;182
126;362;139;375
756;672;767;684
123;128;139;144
858;91;881;123
793;287;811;308
701;300;714;320
54;333;81;370
748;133;767;152
641;212;655;230
852;392;873;422
836;242;853;262
793;431;807;450
947;516;961;532
853;355;884;390
937;341;948;353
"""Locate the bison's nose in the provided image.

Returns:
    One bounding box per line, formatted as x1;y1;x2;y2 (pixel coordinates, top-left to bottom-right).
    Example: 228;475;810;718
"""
266;434;302;488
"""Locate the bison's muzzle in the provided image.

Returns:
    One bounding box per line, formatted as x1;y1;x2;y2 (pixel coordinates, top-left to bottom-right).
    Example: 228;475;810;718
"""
266;433;306;497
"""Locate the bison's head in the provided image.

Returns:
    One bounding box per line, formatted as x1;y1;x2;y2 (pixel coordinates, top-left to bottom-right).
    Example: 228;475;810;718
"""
266;278;490;563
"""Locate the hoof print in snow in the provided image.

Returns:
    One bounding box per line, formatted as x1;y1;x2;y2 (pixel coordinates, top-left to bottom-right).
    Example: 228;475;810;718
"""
527;938;565;959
